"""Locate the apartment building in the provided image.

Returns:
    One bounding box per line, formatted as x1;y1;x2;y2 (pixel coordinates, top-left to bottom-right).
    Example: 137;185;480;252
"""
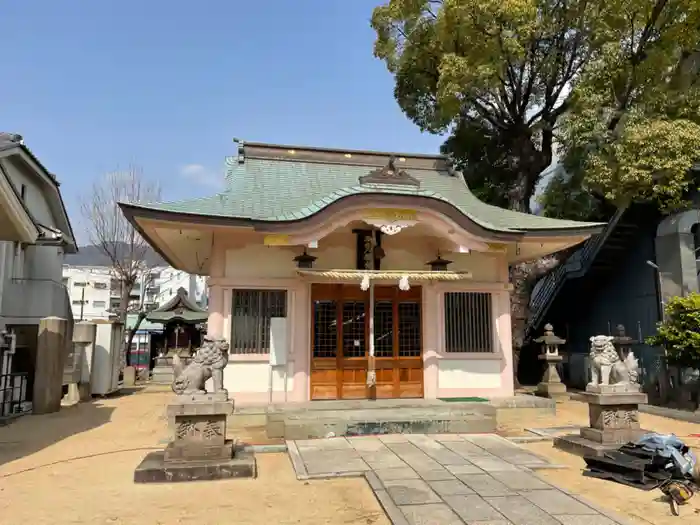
62;265;207;321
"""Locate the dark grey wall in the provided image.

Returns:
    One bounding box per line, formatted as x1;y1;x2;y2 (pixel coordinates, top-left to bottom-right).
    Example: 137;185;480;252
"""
553;218;664;388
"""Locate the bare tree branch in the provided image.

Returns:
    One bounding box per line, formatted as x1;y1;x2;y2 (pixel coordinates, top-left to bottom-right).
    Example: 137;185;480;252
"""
80;165;161;367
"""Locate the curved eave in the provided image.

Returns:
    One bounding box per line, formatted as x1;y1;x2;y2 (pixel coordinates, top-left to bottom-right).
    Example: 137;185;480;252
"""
145;314;209;324
119;194;605;246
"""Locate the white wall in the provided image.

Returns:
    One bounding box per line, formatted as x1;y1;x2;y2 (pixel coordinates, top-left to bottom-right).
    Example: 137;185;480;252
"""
63;266;113;321
0;156;72;326
148;267;207;307
0;157;55;228
62;264;208;321
223;228;502;281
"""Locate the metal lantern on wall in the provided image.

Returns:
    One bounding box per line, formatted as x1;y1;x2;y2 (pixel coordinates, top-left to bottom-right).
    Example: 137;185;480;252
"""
293;249;317;269
427;254;452;272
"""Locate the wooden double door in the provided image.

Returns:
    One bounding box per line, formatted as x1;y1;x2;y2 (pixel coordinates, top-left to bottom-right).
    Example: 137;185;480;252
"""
310;283;423;400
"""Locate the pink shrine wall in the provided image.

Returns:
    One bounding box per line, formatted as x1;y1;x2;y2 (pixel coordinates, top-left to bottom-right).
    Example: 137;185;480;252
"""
205;224;514;406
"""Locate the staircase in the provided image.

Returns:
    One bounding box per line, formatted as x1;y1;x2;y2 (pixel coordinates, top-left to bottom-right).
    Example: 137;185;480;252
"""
525;207;630;340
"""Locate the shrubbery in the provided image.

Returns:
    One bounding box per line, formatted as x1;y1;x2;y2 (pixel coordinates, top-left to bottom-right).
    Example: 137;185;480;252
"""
646;293;700;368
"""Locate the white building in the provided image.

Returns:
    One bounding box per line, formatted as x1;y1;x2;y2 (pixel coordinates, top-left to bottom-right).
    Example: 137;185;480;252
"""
61;266;115;321
0;132;77;330
62;264;207;321
0;132;77;416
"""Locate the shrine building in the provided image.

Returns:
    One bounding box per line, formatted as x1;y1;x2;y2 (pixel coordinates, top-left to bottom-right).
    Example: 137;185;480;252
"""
119;141;603;405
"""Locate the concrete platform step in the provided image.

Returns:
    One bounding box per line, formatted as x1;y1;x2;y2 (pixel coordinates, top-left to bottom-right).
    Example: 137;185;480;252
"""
265;400;497;440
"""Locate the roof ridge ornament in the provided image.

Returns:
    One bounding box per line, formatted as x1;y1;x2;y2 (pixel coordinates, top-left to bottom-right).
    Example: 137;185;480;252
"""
233;138;245;164
359;155;420;187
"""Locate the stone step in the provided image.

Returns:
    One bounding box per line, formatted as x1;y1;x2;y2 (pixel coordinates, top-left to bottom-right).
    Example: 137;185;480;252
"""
266;402;497;440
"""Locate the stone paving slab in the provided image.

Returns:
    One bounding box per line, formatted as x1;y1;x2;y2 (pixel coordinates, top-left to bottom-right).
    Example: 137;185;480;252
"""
285;433;633;525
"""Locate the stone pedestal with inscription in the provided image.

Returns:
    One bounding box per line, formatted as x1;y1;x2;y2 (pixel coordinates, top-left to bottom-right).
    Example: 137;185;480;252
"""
134;396;256;483
554;383;648;457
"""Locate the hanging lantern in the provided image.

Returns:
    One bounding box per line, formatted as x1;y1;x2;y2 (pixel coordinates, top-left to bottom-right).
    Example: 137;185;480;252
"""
293;249;317;269
427;254;452;271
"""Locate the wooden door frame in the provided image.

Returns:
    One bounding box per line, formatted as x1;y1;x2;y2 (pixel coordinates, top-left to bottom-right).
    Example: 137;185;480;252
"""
310;283;423;400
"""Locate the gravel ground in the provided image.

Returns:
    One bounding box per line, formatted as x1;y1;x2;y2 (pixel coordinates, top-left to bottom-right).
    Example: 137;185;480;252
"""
0;386;388;525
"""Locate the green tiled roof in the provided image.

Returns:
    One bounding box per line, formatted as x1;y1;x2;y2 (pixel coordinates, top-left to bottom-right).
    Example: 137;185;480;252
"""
135;153;602;233
126;314;164;332
145;287;208;324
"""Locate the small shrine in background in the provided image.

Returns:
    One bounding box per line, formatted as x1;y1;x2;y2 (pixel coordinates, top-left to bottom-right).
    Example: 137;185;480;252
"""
147;287;208;383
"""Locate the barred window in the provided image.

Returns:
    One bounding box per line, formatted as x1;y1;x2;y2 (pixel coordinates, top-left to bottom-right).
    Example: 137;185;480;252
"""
231;290;287;354
444;292;493;353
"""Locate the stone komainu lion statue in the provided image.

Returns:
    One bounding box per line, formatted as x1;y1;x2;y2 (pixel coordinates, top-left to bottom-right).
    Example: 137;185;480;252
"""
172;336;230;397
588;335;640;386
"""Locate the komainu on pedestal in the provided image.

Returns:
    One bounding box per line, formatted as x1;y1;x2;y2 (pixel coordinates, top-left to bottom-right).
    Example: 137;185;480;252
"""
588;335;640;391
554;332;648;457
134;336;256;483
172;335;230;400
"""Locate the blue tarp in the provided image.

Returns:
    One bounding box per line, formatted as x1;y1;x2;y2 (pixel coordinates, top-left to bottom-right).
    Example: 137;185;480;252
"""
634;433;697;476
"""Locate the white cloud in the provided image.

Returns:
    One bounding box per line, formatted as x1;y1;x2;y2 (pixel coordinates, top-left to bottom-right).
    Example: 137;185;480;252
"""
179;164;224;189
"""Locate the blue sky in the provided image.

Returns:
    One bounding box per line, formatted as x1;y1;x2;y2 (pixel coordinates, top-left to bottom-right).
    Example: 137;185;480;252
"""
1;1;445;243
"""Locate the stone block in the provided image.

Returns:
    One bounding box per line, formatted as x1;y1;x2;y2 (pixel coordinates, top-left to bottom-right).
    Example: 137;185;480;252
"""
519;489;600;516
122;366;136;386
442;494;506;523
167;398;234;417
553;434;622;457
536;381;569;400
151;366;174;384
588;403;641;431
579;391;648;406
456;473;515;496
428;479;474;497
34;317;69;415
484;494;562;525
580;427;646;445
586;383;641;394
133;448;256;483
382;479;442;505
164;440;234;462
400;503;463;525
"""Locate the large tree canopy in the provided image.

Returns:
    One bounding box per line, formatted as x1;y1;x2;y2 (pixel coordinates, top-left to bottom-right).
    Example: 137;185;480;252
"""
372;0;700;377
371;0;700;216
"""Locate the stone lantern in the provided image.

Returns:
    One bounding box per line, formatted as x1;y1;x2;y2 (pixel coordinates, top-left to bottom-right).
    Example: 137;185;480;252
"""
534;323;568;400
612;324;637;361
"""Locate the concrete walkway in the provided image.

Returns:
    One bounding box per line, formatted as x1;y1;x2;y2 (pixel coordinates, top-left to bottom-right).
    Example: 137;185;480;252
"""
287;433;634;525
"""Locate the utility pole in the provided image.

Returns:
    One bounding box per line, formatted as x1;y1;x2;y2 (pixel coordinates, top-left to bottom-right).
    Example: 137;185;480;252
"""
79;286;85;321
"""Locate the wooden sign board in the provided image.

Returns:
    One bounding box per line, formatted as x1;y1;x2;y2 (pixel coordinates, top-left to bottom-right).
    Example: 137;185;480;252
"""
363;208;417;222
263;234;290;246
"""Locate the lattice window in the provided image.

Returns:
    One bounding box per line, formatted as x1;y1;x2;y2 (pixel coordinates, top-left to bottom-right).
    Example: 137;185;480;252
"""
398;301;421;357
231;289;287;354
313;300;337;358
374;301;393;358
342;301;365;358
444;292;493;353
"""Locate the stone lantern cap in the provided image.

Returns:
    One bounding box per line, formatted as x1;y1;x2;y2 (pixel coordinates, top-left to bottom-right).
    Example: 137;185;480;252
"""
534;324;566;346
612;324;638;346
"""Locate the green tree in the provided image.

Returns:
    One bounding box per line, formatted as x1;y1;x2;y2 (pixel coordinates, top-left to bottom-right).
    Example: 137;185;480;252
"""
647;294;700;369
372;0;700;379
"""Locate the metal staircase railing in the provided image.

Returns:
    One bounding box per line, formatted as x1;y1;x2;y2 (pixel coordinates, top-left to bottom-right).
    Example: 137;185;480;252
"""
525;207;628;339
